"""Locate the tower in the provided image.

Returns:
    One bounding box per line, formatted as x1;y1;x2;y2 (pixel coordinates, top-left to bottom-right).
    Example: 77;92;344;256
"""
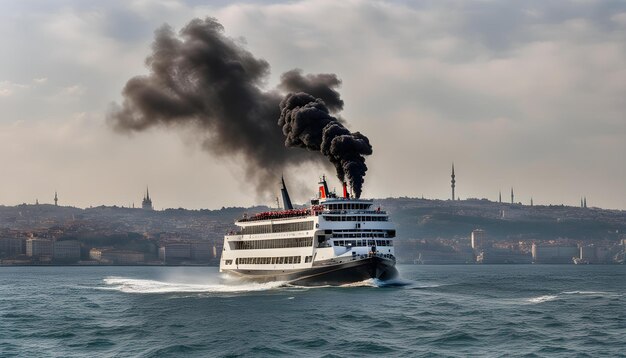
581;197;583;208
142;187;153;210
531;197;533;207
54;191;58;206
451;163;456;201
499;190;502;203
584;197;587;208
510;187;514;204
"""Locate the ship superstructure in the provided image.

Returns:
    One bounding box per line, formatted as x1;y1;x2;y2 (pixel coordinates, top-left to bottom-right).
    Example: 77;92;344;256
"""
219;176;397;286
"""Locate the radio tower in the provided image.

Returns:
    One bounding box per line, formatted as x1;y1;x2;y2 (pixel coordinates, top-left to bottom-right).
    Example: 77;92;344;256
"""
451;163;456;201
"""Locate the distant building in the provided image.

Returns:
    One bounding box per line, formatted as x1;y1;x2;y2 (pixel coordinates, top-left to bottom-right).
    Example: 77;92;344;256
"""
158;242;212;263
142;187;153;210
159;243;191;263
476;248;532;264
0;237;25;257
531;244;578;264
471;229;487;250
89;248;144;264
53;240;81;262
191;242;211;261
26;238;54;258
54;191;58;206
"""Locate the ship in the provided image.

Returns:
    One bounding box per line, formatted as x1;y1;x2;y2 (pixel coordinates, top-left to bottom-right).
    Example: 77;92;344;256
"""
219;176;398;286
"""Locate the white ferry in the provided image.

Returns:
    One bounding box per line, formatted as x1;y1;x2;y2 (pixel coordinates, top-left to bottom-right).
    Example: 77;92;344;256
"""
219;176;398;286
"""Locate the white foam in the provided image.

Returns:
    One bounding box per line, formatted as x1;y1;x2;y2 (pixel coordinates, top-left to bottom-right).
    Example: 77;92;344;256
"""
526;295;558;303
102;276;287;294
561;291;609;295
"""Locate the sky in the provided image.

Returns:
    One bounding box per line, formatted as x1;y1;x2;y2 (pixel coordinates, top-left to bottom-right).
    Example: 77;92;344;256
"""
0;0;625;210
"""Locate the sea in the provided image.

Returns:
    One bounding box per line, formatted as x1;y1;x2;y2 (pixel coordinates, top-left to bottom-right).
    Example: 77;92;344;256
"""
0;265;624;357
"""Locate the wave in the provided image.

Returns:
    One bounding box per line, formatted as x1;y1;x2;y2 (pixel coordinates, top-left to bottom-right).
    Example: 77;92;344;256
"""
526;295;559;303
525;290;623;304
102;276;287;294
561;291;610;296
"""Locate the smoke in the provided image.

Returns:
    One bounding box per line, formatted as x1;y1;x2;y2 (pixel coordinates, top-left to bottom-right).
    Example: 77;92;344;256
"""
278;93;372;198
108;17;372;198
278;69;344;113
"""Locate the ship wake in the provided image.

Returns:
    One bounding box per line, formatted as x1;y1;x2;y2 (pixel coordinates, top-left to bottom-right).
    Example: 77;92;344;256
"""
102;276;287;294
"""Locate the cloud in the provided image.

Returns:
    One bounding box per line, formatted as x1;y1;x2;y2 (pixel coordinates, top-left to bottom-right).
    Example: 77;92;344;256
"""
0;0;625;209
0;80;30;97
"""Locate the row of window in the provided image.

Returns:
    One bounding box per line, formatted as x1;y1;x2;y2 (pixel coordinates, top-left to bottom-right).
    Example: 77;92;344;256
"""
235;256;307;265
323;215;388;222
325;203;371;210
241;221;314;235
333;239;394;247
232;237;313;250
332;232;388;238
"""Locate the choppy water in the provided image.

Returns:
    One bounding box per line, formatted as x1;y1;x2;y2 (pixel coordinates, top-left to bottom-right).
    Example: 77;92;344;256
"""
0;265;624;357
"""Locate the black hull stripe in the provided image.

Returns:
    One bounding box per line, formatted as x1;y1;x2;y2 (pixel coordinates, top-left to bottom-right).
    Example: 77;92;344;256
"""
223;257;397;286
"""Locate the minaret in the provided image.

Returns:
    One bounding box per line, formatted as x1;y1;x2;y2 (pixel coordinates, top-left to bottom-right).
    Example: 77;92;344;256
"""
530;197;533;206
584;197;587;208
451;163;456;201
510;187;514;204
142;186;153;210
54;191;58;206
499;191;502;203
580;197;583;208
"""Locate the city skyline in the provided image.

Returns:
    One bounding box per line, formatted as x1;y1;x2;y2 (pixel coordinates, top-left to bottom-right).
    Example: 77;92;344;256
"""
7;168;603;211
1;0;625;210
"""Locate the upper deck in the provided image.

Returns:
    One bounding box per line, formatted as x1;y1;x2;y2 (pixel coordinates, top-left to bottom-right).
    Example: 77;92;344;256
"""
233;176;389;229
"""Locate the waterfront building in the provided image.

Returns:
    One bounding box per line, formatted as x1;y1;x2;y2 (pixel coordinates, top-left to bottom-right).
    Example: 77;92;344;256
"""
90;248;144;264
26;238;54;258
0;237;25;257
531;244;578;264
191;242;211;261
471;229;486;250
476;248;532;264
159;243;191;262
53;240;81;262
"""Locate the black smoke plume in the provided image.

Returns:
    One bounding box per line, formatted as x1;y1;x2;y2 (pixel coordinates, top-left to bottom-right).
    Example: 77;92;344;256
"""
278;93;372;198
108;17;372;197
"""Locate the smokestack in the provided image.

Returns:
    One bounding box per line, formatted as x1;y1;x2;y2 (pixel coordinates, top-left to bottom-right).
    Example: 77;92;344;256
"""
280;176;293;210
319;175;330;199
342;182;349;199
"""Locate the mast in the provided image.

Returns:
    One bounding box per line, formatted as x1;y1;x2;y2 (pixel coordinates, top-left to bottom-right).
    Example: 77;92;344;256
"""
280;176;293;210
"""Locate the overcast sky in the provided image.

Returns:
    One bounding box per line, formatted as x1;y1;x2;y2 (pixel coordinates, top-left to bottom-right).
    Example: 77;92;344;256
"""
1;0;625;210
